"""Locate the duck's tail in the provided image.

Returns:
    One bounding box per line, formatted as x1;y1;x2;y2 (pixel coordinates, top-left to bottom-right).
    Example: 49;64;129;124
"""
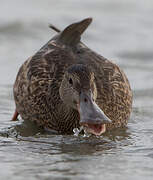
58;18;92;46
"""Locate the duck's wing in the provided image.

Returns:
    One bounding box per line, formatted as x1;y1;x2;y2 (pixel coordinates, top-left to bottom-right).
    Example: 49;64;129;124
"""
13;40;76;123
73;43;132;129
93;55;133;129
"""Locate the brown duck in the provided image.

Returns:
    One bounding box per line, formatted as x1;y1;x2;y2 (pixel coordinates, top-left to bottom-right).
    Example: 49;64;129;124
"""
12;18;132;135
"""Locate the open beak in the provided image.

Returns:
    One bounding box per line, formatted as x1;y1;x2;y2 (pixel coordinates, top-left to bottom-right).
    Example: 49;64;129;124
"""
78;90;112;136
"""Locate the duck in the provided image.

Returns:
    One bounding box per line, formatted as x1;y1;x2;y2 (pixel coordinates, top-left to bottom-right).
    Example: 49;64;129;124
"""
12;18;133;136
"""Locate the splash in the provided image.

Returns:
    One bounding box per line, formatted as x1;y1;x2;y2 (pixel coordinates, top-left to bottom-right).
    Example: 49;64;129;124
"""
73;126;83;136
73;126;91;137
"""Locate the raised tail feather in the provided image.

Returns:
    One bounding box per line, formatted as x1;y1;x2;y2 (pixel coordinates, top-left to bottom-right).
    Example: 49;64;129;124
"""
50;18;92;46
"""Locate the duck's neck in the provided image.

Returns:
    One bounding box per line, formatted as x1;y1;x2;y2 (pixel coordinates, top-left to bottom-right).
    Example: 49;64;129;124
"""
57;103;80;134
47;84;80;133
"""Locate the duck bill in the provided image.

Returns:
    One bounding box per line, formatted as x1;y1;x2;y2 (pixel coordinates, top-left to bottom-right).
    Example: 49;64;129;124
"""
78;90;112;136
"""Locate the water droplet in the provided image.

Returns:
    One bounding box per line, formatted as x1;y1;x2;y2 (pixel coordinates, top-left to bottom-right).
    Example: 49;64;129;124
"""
73;126;92;137
73;128;80;136
73;126;84;136
83;129;91;137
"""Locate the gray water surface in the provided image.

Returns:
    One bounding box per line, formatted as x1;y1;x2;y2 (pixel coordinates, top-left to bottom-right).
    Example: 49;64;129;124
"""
0;0;153;180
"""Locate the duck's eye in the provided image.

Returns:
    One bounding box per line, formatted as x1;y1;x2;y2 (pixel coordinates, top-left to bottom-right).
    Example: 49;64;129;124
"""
69;78;73;85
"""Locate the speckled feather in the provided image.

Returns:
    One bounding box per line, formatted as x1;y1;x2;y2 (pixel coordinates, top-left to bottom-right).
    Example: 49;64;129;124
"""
13;18;132;134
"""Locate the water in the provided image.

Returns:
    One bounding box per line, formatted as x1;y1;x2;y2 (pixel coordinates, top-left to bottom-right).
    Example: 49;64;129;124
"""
0;0;153;179
73;127;91;137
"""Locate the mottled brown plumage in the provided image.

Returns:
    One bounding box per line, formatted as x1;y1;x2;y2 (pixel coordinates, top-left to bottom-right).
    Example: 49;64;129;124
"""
13;18;132;135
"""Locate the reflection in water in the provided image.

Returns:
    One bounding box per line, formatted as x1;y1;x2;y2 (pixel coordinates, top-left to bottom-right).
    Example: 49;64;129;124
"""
0;123;133;180
0;119;132;156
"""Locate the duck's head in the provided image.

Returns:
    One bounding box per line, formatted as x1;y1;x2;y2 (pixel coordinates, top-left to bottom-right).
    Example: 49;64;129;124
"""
59;64;112;135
